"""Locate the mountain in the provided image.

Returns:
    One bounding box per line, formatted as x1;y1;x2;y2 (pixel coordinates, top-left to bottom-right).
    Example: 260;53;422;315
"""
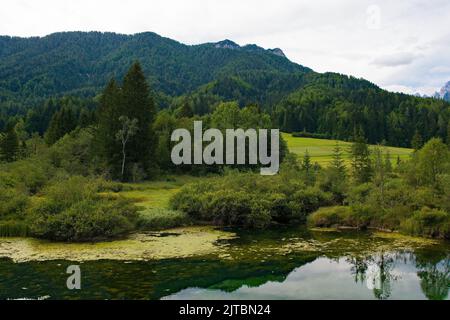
0;31;308;105
434;81;450;101
0;31;449;148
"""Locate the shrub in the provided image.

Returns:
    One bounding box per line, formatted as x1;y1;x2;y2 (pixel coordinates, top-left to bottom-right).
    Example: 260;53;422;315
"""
27;176;139;241
1;158;53;194
0;188;29;218
401;207;450;239
0;221;29;237
170;172;330;229
307;206;351;227
136;208;190;230
307;205;370;228
291;187;333;215
28;197;138;242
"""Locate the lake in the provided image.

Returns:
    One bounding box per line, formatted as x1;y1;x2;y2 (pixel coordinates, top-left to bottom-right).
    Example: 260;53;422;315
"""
0;227;448;300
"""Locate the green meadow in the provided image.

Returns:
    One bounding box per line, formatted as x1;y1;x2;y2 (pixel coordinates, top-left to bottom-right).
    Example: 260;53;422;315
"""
282;133;413;166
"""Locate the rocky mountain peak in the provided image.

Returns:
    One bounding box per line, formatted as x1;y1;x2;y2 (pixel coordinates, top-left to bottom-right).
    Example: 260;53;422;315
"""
434;81;450;101
268;48;286;58
214;39;240;49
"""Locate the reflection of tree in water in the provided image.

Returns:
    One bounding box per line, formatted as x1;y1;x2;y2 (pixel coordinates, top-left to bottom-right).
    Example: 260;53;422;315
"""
348;256;368;284
416;256;449;300
348;252;400;300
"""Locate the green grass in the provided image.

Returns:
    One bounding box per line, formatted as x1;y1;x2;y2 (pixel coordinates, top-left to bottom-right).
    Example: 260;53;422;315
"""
282;133;413;166
119;175;206;209
117;175;210;230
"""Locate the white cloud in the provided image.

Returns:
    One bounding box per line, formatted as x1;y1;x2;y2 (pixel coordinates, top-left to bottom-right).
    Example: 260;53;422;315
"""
0;0;449;95
371;53;419;67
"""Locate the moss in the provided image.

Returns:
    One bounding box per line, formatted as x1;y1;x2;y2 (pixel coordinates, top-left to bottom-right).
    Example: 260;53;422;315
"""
0;226;236;263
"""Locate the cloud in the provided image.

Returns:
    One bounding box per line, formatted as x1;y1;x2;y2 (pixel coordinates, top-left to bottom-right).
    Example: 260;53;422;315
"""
371;53;419;67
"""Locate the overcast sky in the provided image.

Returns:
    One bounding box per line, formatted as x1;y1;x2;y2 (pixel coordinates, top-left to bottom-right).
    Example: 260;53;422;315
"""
1;0;449;95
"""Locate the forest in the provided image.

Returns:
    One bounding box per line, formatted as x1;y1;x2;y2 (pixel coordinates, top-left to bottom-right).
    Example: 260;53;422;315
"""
0;59;449;242
1;32;449;149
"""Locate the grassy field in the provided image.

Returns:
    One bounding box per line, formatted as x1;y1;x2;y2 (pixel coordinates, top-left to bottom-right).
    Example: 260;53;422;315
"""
282;133;413;166
119;175;204;210
117;175;208;230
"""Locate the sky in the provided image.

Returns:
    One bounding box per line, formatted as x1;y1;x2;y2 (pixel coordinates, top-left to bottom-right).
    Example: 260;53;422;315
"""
1;0;449;96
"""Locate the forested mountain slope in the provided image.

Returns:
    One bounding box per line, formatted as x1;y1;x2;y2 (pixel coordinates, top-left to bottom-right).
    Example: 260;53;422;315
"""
0;31;449;147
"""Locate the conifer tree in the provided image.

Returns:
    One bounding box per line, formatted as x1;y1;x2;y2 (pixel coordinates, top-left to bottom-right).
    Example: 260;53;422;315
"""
0;124;20;162
95;62;157;180
178;99;193;118
120;62;156;175
45;107;76;145
331;142;346;177
447;121;450;147
411;130;423;151
350;133;372;184
96;78;122;175
302;150;312;172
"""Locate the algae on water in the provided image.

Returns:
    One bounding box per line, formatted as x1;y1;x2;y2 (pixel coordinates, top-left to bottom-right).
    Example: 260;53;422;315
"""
0;226;236;263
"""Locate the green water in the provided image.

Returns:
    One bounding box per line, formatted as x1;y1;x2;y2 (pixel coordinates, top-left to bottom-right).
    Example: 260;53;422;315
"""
0;227;448;300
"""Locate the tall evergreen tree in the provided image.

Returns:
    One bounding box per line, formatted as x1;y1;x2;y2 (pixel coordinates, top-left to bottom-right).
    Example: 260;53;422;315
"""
302;150;312;172
96;62;157;180
45;107;76;145
350;133;372;184
447;121;450;147
411;130;424;151
120;62;156;176
0;124;20;162
331;142;346;177
96;78;122;176
178;99;194;118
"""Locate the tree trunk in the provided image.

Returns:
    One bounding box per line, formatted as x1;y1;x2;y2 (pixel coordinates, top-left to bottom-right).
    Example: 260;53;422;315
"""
121;144;126;181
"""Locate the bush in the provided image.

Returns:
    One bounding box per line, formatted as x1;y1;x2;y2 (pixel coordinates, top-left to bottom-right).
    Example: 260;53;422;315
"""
401;207;450;239
28;197;138;242
27;176;139;241
1;158;53;194
308;206;351;227
307;205;370;228
170;173;331;228
136;208;190;230
0;221;29;237
0;188;29;219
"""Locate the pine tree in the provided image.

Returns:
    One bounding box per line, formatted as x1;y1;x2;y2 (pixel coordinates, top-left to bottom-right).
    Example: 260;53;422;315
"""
178;99;193;118
78;108;93;127
331;142;346;177
302;149;312;172
302;149;315;185
96;78;122;175
447;121;450;147
95;62;157;180
120;62;156;175
411;130;423;151
350;133;372;184
0;124;20;162
45;107;76;145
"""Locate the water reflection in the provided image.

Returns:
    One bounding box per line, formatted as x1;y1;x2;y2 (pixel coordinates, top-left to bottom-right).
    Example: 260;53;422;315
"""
0;228;449;300
165;251;449;300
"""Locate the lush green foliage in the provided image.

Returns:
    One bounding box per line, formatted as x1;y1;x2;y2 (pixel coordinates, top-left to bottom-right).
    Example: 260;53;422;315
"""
170;166;333;228
27;176;138;241
136;208;190;230
1;32;449;151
